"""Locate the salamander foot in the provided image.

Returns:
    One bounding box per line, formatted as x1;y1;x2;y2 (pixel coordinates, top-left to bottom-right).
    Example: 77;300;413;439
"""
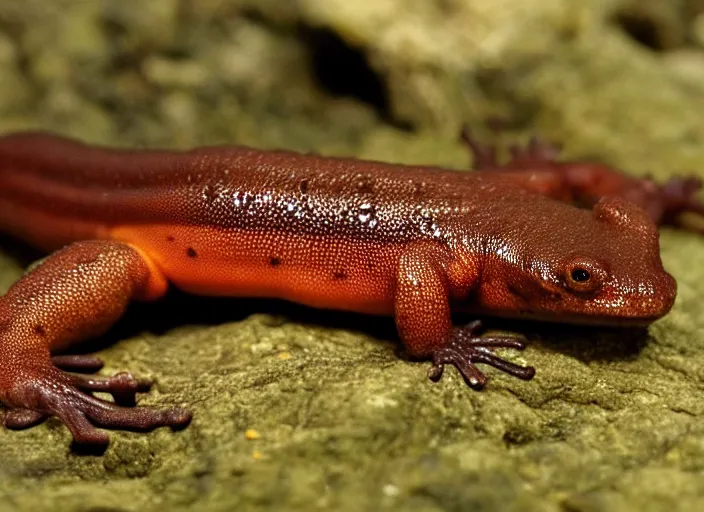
459;125;562;169
657;176;704;229
1;358;192;448
428;320;536;389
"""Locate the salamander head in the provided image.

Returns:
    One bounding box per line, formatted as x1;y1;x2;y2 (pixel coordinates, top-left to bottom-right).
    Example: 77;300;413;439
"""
476;196;677;326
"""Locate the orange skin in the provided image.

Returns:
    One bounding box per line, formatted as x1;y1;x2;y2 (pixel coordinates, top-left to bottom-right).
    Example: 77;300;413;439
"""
0;129;695;448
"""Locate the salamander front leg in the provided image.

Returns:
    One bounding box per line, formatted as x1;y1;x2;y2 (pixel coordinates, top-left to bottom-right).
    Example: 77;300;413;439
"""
0;241;191;447
394;243;535;389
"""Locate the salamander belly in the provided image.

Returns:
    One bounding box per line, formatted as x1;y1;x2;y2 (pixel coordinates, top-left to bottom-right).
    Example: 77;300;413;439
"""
111;225;403;315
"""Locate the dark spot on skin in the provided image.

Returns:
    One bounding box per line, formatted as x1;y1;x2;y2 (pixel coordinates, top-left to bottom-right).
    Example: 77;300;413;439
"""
356;176;374;194
333;270;347;280
186;247;198;258
269;257;281;267
413;182;426;197
367;262;375;271
202;184;218;201
166;235;175;242
34;325;45;336
299;179;309;195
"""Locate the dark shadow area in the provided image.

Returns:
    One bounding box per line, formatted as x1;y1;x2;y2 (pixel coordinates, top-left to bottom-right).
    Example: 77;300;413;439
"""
483;316;650;364
298;24;411;130
70;441;108;457
99;298;650;369
611;10;668;52
0;234;44;265
100;290;400;353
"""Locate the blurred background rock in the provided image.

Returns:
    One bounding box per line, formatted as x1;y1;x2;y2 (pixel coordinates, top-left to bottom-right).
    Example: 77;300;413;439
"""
1;1;704;511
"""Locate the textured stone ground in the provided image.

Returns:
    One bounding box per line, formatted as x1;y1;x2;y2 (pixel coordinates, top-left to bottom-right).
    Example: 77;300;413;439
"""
1;1;704;511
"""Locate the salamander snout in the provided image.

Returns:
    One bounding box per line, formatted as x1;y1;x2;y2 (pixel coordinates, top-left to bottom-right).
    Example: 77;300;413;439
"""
624;268;677;323
590;196;678;324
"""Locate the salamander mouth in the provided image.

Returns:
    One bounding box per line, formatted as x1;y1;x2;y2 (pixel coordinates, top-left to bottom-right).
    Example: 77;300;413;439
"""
470;299;672;327
494;310;661;327
471;272;676;327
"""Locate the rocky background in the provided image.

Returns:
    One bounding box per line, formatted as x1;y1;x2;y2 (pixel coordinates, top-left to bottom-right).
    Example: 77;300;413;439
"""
1;0;704;511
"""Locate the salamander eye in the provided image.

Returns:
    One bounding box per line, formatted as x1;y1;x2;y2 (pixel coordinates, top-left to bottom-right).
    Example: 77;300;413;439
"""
563;258;606;293
571;268;590;282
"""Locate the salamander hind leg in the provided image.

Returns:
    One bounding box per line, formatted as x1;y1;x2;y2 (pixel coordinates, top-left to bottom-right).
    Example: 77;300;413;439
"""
459;125;562;170
0;240;191;448
460;125;704;232
394;243;535;389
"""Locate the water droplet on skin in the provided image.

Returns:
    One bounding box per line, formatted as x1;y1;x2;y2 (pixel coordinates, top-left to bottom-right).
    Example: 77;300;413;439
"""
233;192;251;208
415;207;436;235
415;207;433;222
358;203;376;224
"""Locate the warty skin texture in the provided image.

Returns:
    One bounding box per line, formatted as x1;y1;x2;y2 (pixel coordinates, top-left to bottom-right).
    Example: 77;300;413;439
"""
0;131;681;447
